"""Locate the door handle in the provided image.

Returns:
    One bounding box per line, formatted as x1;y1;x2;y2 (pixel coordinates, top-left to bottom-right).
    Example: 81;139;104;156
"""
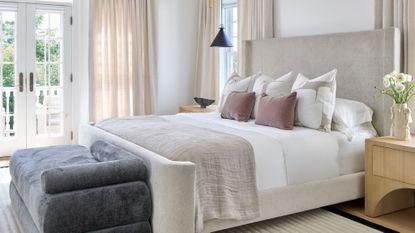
19;72;24;92
29;72;34;92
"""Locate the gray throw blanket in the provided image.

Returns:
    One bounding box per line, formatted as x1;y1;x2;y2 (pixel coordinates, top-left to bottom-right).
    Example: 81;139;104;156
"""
97;115;259;232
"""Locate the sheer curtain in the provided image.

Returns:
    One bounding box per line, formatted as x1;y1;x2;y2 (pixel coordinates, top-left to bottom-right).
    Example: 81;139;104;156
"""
237;0;275;74
375;0;415;132
375;0;413;73
238;0;274;40
89;0;156;123
194;0;220;101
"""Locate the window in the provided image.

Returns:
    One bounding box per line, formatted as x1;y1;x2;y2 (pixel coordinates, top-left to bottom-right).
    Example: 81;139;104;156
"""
220;2;237;94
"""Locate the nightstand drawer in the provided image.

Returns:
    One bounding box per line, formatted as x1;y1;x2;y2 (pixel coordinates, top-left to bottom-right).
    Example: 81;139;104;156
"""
372;145;415;185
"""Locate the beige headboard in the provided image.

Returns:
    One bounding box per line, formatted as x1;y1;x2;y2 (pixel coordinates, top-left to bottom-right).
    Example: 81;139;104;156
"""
241;28;400;136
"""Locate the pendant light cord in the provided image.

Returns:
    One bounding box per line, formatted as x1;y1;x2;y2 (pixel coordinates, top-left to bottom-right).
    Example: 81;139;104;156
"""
219;0;223;29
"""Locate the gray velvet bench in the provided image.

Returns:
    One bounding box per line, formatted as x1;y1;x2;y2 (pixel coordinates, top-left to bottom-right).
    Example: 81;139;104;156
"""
9;141;152;233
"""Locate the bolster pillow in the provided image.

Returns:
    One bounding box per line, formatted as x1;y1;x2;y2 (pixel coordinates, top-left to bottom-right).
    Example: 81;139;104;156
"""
90;140;140;162
41;159;148;194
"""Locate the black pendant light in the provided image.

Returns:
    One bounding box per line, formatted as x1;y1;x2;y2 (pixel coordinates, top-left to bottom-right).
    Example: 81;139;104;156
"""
210;0;233;47
210;24;233;47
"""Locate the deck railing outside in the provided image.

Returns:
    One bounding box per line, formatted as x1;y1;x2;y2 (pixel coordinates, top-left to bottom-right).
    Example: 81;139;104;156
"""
1;87;15;138
1;86;62;138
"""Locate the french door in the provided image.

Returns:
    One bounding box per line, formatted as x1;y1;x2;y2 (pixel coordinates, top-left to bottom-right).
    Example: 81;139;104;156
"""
0;2;72;155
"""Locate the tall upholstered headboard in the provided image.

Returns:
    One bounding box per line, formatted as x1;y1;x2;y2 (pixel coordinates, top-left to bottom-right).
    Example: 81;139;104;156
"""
241;28;400;136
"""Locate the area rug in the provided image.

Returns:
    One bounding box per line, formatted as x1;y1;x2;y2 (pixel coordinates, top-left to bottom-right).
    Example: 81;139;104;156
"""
216;209;382;233
0;168;381;233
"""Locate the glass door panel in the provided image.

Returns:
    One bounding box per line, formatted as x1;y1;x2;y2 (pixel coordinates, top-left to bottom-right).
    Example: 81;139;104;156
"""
1;11;16;137
26;4;71;148
35;11;64;136
0;3;25;156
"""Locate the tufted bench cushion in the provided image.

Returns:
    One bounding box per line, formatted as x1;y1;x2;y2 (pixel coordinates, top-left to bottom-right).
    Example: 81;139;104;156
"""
9;142;152;233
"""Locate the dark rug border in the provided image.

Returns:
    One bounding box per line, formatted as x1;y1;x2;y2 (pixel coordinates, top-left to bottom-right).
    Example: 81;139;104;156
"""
324;207;399;233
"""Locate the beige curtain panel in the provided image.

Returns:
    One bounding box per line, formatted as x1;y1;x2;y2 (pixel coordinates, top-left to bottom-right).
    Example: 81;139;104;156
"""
238;0;275;74
375;0;413;73
89;0;156;123
194;0;221;101
238;0;275;40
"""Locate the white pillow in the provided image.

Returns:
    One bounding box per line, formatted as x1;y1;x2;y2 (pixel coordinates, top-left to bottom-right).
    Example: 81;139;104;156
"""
219;72;259;111
333;122;378;141
265;73;294;96
291;69;337;132
333;98;373;128
251;72;293;118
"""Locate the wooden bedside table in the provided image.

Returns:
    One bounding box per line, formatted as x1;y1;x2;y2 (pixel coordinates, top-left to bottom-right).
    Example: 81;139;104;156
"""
365;136;415;217
179;105;217;113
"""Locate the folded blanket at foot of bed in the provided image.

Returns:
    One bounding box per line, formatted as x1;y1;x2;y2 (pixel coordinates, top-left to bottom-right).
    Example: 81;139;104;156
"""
97;115;260;232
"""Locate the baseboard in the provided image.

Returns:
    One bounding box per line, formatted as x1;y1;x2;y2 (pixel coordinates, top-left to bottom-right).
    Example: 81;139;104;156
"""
0;157;10;168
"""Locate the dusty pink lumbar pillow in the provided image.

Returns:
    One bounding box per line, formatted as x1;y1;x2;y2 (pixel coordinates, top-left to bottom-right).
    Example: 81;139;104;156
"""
221;92;256;122
255;92;297;130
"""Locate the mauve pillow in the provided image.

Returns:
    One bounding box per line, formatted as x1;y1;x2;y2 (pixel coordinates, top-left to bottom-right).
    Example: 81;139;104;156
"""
221;92;256;122
255;92;297;130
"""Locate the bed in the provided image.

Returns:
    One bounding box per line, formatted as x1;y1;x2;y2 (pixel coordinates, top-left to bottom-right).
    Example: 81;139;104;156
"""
79;28;400;233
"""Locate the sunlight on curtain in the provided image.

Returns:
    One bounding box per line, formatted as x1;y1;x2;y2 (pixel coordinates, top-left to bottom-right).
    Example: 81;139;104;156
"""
375;0;411;73
194;0;220;101
89;0;155;123
237;0;274;75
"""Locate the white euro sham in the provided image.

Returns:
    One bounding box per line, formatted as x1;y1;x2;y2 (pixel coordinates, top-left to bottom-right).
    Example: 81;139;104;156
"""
292;69;337;132
251;72;293;118
219;72;259;111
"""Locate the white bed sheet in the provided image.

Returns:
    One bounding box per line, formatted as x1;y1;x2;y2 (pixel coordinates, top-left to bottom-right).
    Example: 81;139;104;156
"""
176;112;368;190
334;132;366;175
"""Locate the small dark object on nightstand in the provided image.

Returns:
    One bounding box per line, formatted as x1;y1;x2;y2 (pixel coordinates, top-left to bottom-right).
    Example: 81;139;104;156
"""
194;97;215;108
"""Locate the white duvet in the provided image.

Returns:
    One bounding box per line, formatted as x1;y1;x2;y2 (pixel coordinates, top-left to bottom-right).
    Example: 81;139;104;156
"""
175;112;369;190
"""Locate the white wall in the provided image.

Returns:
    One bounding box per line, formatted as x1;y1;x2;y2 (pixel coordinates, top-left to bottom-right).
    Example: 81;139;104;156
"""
72;0;89;143
153;0;199;115
275;0;375;37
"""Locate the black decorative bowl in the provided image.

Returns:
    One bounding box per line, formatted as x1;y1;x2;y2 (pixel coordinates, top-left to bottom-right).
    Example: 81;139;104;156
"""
194;97;215;108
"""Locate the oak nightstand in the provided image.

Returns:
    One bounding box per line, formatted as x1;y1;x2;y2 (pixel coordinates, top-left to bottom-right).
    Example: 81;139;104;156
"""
179;105;218;113
365;136;415;217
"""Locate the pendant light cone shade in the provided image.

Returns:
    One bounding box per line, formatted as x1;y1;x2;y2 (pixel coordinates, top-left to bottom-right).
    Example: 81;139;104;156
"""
210;26;233;47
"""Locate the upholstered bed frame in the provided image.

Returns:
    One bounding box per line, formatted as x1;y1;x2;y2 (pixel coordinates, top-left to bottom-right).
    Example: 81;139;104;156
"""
241;27;399;136
80;28;400;233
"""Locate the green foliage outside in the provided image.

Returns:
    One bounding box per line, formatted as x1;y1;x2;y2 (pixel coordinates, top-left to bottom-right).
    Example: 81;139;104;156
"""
2;17;16;119
2;14;61;123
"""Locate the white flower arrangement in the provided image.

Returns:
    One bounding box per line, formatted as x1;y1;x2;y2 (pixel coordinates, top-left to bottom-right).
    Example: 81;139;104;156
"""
379;71;414;104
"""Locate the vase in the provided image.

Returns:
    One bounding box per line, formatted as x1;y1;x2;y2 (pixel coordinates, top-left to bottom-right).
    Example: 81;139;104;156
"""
390;103;412;140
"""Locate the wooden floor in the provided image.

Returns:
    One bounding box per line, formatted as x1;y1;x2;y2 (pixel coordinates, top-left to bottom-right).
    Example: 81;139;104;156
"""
0;156;10;168
334;199;415;233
